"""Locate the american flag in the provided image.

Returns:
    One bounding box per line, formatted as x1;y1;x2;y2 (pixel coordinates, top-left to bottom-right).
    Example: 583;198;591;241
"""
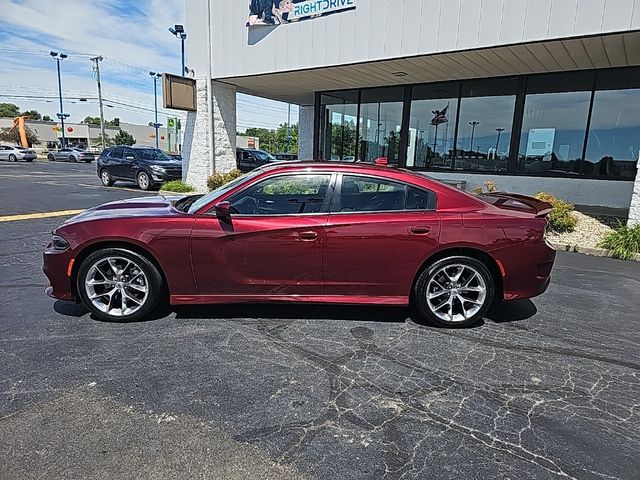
430;104;449;125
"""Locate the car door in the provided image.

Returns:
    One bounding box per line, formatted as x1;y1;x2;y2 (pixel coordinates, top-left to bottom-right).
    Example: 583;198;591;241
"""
323;174;441;299
107;147;125;178
0;146;9;161
237;150;254;172
55;148;67;161
190;172;335;297
121;147;140;180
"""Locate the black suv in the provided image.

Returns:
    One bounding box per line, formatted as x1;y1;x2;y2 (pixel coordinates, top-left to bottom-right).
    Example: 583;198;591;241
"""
97;146;183;190
236;148;279;172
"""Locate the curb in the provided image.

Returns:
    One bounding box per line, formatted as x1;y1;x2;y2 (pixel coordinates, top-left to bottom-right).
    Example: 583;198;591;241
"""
548;241;640;262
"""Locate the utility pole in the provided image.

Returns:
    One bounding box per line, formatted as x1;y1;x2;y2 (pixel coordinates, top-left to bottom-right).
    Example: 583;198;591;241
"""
90;56;106;150
149;72;162;149
286;103;291;154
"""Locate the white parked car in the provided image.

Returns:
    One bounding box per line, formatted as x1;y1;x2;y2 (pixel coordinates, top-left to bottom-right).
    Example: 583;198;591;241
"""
0;145;37;162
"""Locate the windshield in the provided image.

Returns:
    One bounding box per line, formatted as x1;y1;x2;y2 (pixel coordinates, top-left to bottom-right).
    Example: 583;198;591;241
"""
135;149;174;161
253;150;276;161
187;169;261;214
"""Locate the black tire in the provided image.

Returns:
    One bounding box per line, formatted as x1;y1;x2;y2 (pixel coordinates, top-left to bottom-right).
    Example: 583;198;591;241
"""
76;248;165;322
100;169;115;186
69;155;76;163
137;171;152;191
85;159;92;163
414;256;494;328
8;154;16;162
26;158;33;162
48;154;55;161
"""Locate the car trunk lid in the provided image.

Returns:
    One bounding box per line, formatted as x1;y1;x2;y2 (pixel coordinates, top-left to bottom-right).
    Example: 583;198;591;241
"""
479;192;552;218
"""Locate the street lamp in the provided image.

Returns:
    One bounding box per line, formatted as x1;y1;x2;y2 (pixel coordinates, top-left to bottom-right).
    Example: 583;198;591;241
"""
149;72;162;148
168;24;187;77
50;51;69;148
468;121;480;154
495;127;505;153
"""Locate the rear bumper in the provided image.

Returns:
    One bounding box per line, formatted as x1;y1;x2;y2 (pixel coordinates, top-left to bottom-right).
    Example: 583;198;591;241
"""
42;248;75;301
495;240;556;301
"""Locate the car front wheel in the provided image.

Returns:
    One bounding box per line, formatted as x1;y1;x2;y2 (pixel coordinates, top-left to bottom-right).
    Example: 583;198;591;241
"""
8;154;17;162
69;155;76;163
100;169;115;186
48;154;55;161
137;171;152;190
414;256;494;328
77;248;164;322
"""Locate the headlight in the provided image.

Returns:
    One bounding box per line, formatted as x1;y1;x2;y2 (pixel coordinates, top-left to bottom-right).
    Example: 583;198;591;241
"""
150;165;166;173
51;235;70;251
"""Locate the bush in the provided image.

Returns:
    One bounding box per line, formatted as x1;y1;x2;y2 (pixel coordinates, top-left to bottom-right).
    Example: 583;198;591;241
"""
207;169;243;191
599;223;640;260
471;180;498;195
161;180;194;193
533;192;577;233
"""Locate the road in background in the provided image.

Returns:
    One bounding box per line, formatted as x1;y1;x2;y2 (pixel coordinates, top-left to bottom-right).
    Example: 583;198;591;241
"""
1;160;639;480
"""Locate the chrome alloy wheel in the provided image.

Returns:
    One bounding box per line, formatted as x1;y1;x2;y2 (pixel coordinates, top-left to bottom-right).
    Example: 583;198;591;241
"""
426;264;487;323
101;170;110;185
84;256;149;317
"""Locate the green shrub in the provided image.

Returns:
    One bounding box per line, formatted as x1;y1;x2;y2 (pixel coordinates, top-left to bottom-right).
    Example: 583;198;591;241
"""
161;180;194;193
534;192;577;233
207;169;243;191
599;223;640;260
471;180;499;195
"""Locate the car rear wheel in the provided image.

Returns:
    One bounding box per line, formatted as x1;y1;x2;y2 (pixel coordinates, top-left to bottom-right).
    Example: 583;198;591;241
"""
8;154;17;162
77;248;164;322
414;256;494;328
48;154;55;161
100;169;115;186
137;171;152;190
69;155;76;163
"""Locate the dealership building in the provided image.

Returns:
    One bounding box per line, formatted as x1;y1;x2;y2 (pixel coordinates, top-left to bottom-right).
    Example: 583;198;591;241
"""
184;0;640;222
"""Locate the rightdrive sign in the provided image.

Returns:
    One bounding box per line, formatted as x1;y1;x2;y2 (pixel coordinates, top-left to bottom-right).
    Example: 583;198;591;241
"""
288;0;356;20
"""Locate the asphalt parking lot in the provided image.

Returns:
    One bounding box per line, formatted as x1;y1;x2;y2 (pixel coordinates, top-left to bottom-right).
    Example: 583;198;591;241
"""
1;159;639;479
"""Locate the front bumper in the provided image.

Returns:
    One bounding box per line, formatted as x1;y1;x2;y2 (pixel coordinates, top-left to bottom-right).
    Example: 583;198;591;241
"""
43;247;75;301
21;154;37;160
151;170;183;183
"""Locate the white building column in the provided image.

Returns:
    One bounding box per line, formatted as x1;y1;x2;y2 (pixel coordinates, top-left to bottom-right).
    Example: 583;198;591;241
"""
628;165;640;225
183;78;237;192
298;105;314;160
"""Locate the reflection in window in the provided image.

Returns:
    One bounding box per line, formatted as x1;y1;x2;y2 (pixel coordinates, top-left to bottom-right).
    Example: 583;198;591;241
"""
584;88;640;179
358;88;404;165
518;91;591;174
455;78;516;172
319;91;358;161
407;84;458;170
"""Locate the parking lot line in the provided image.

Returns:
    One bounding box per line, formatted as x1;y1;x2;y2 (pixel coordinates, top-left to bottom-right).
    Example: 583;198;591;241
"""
0;209;84;222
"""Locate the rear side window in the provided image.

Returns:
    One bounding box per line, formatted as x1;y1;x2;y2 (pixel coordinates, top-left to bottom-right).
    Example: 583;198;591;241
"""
111;147;124;158
228;174;331;215
337;175;434;212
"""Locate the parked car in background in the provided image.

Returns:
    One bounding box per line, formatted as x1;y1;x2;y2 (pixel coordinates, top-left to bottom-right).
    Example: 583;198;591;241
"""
272;152;298;161
167;153;182;161
97;145;182;190
44;162;556;326
236;147;279;172
0;145;37;162
47;147;95;163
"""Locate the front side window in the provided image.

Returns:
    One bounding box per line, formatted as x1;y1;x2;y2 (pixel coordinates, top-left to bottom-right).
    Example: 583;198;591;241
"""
228;174;331;215
338;175;433;212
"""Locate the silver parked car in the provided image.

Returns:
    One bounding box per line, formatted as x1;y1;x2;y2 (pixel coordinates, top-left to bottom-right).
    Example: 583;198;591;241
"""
0;145;37;162
47;147;95;163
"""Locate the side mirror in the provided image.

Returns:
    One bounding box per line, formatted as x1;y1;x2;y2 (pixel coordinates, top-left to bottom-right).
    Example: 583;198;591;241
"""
214;201;232;223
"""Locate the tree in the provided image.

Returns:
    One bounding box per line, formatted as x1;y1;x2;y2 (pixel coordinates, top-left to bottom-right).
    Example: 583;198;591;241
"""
0;126;39;147
114;129;135;145
20;109;42;120
83;115;101;125
107;117;120;127
91;133;114;148
242;123;299;153
0;103;21;118
42;115;52;121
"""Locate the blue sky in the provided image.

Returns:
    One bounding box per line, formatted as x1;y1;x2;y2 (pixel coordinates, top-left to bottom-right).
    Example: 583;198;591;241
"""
0;0;298;130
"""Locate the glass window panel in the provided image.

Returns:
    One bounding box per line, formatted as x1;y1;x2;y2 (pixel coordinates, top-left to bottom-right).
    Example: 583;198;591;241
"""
583;88;640;178
407;83;459;170
518;91;591;174
339;175;405;212
358;87;404;165
319;91;358;161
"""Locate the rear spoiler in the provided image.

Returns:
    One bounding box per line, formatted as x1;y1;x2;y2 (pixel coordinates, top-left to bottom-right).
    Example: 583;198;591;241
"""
480;192;553;218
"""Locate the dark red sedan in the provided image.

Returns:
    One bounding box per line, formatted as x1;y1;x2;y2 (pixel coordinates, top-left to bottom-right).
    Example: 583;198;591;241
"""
43;162;555;327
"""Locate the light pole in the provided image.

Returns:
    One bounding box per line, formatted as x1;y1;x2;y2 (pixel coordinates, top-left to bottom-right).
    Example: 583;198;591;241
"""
495;127;505;153
286;103;292;154
168;24;187;76
50;51;69;148
149;72;162;149
469;121;479;154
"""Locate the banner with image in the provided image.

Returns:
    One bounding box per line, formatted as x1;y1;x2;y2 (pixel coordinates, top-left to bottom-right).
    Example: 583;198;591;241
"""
248;0;356;26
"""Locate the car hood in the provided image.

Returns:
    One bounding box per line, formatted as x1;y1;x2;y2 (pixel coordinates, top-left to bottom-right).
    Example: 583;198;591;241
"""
61;195;183;225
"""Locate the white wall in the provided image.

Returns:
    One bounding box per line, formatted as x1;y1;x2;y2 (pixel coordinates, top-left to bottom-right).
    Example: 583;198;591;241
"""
426;171;634;210
186;0;640;79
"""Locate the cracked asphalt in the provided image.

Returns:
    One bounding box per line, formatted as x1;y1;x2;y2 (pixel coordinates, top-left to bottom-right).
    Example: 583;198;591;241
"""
1;160;639;479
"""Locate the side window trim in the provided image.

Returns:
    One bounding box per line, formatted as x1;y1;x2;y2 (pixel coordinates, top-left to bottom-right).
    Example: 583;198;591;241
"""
212;172;337;217
331;173;437;214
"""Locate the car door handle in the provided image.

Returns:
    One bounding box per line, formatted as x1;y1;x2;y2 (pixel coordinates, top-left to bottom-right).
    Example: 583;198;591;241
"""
299;231;319;240
410;226;431;235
